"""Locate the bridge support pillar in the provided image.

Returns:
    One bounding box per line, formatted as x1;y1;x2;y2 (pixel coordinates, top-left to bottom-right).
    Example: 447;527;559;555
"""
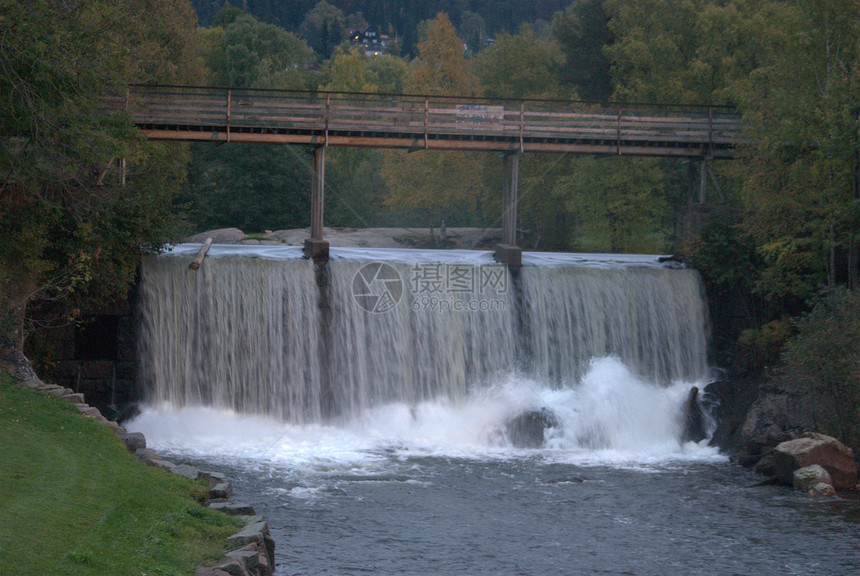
304;145;329;262
495;152;522;268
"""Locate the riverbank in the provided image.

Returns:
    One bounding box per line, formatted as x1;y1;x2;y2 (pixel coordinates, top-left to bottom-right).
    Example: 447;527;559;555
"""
0;371;243;576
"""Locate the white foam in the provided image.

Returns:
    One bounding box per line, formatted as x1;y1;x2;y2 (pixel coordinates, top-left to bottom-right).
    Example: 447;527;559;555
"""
126;358;725;471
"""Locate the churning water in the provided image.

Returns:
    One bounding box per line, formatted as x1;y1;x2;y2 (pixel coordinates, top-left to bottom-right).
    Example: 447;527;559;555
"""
129;245;860;575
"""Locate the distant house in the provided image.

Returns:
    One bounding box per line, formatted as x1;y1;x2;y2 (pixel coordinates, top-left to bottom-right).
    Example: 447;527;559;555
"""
348;25;392;56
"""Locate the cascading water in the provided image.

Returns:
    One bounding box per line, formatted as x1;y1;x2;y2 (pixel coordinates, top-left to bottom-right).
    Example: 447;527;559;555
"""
136;246;711;450
137;250;324;422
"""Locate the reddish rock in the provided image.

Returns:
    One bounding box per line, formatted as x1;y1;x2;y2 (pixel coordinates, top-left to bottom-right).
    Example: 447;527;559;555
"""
774;433;857;489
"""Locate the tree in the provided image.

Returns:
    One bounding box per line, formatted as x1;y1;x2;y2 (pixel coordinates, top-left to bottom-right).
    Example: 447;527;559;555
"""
476;24;567;100
550;157;669;253
602;0;771;105
319;46;408;228
180;144;312;232
733;0;860;302
551;0;613;101
409;12;480;97
778;287;860;449
0;0;201;356
381;13;486;241
458;10;486;53
181;8;318;234
299;0;348;59
199;8;314;89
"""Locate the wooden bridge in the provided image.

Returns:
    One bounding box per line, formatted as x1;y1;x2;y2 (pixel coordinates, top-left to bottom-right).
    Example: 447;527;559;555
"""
106;85;743;264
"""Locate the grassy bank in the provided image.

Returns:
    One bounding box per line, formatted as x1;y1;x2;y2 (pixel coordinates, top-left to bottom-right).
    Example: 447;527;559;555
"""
0;372;242;576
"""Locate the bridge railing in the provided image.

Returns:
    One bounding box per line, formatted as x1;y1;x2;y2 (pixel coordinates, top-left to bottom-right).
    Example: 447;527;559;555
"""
103;85;742;156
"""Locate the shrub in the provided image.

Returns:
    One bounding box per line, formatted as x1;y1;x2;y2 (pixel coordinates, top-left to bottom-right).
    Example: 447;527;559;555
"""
777;287;860;450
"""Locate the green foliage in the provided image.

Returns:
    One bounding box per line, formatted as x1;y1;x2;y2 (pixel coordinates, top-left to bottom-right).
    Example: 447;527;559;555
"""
321;45;408;93
0;0;200;346
200;8;314;89
0;374;241;575
735;318;794;374
458;10;487;53
409;12;481;96
382;13;487;237
476;24;567;100
182;8;321;234
550;157;669;253
777;288;860;449
299;0;348;59
603;0;772;105
682;210;758;299
551;0;613;101
734;0;860;301
180;143;312;233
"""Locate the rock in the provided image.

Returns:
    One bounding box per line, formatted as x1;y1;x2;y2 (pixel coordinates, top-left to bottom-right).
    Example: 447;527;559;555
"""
792;465;832;492
773;433;857;489
810;482;837;496
226;517;269;548
122;432;146;453
753;452;778;477
136;449;176;471
0;347;45;387
186;228;245;244
681;386;707;443
199;470;228;488
737;392;811;459
209;559;252;576
505;408;558;448
195;568;232;576
77;405;102;418
170;464;201;481
208;501;257;516
546;476;585;485
210;481;233;500
226;549;259;571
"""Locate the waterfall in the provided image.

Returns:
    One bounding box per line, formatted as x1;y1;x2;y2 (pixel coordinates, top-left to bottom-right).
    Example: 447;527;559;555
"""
136;247;709;423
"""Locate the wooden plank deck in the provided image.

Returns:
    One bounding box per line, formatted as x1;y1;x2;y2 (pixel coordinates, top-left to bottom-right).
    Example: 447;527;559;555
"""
104;86;743;158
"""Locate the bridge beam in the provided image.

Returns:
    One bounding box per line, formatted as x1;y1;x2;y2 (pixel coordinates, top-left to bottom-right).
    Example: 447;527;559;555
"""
494;152;522;268
688;157;725;204
304;145;330;262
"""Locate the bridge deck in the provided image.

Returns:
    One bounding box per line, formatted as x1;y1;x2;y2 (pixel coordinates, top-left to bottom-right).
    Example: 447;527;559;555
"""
105;86;742;159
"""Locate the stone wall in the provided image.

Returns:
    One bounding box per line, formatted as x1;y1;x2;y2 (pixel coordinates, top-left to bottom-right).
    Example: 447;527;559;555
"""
33;302;139;422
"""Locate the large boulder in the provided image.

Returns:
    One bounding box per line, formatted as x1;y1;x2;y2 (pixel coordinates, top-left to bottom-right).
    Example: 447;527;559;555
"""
773;433;857;489
506;408;558;448
737;391;811;459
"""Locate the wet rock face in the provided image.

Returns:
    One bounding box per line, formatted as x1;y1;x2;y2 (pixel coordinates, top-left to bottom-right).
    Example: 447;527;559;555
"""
681;386;708;443
506;408;559;449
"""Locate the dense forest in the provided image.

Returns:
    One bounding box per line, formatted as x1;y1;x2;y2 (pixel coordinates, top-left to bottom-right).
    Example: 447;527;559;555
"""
1;0;858;447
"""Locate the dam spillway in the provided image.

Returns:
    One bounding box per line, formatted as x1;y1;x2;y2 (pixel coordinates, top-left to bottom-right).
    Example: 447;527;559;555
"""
136;246;709;424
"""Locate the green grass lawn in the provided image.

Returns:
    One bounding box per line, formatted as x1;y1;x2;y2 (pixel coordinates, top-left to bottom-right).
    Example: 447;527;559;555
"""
0;372;242;576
